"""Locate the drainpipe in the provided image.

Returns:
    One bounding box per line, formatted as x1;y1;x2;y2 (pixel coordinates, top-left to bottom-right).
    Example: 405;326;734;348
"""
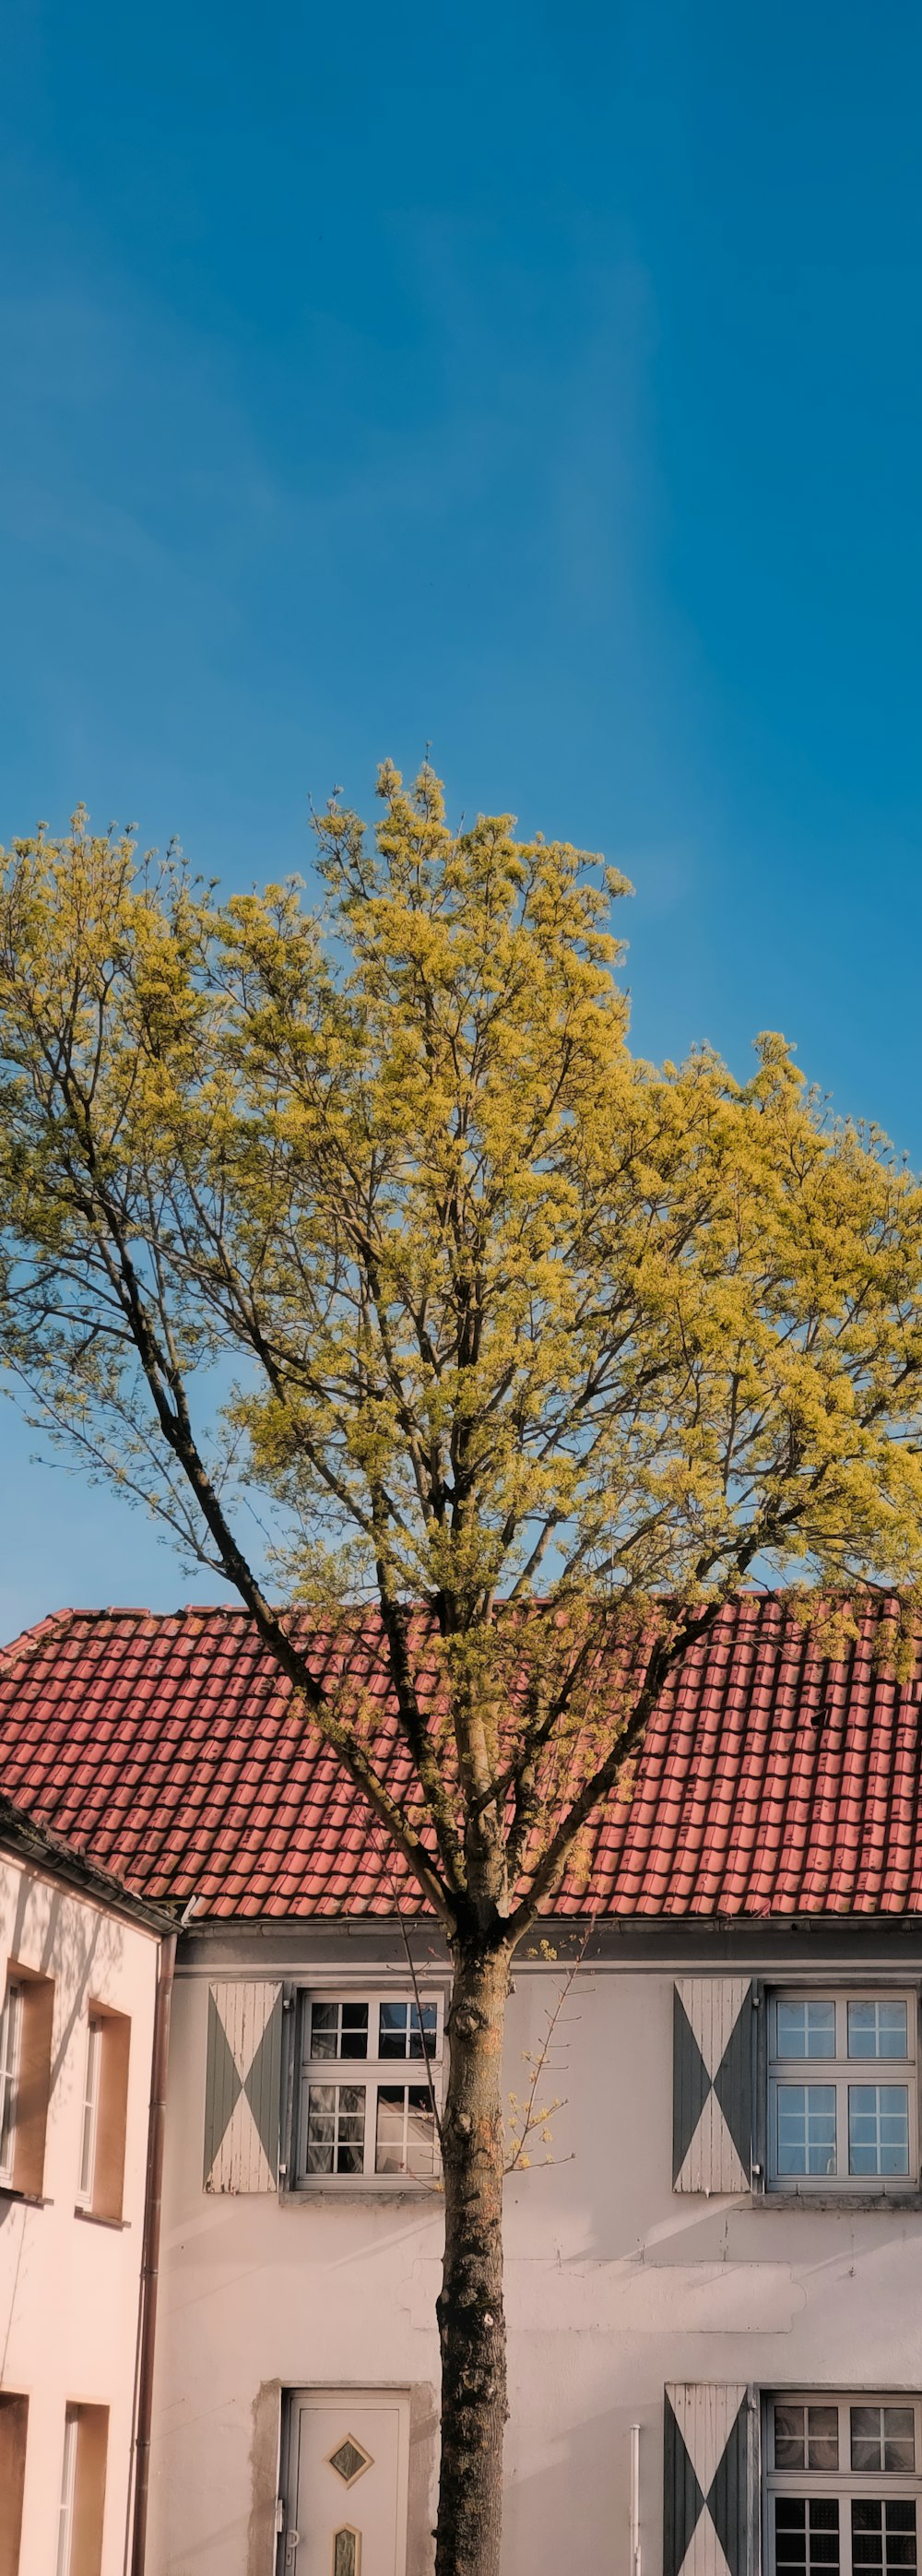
630;2422;641;2576
126;1927;177;2576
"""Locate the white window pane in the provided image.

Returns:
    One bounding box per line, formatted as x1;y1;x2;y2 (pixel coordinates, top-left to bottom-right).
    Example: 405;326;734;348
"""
306;2084;336;2172
375;2085;435;2178
334;2084;365;2173
77;2020;101;2203
775;2405;809;2469
848;2002;909;2061
408;2005;437;2060
310;2002;368;2062
774;2404;839;2473
0;1986;21;2178
776;2000;836;2060
305;2083;366;2176
808;2407;840;2470
883;2411;917;2474
405;2086;435;2175
310;2004;339;2060
379;2001;438;2060
851;2408;916;2475
852;2407;886;2473
775;2497;840;2574
374;2087;407;2173
848;2086;910;2177
56;2411;78;2576
338;2006;369;2060
852;2499;916;2575
379;2003;409;2059
777;2085;837;2176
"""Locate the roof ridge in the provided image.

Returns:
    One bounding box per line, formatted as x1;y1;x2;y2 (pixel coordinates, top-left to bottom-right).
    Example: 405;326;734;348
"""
0;1588;915;1679
0;1601;261;1655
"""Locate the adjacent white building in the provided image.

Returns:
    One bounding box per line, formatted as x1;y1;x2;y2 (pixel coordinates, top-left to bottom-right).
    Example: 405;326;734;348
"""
0;1792;171;2576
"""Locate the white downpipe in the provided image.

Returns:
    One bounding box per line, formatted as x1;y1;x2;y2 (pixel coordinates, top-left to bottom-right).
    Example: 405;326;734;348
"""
630;2422;641;2576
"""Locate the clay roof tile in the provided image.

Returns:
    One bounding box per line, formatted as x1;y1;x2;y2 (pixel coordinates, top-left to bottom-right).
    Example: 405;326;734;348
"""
2;1596;922;1922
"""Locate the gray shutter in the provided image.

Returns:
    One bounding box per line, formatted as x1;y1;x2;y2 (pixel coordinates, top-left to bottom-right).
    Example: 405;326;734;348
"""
665;2384;760;2576
204;1981;283;2192
673;1979;755;2191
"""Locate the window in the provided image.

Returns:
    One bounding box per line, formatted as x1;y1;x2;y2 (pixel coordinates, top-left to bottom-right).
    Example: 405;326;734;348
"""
0;1967;54;2198
297;1993;441;2183
0;1985;22;2184
768;2395;922;2576
0;2394;28;2576
57;2411;78;2576
769;1994;916;2192
77;2020;101;2207
55;2405;109;2576
75;2007;131;2222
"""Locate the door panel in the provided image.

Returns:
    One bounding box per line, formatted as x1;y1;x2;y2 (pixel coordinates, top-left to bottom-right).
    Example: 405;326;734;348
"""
287;2393;408;2576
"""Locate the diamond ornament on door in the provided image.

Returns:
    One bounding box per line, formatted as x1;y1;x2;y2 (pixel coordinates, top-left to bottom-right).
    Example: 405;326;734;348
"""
329;2439;373;2487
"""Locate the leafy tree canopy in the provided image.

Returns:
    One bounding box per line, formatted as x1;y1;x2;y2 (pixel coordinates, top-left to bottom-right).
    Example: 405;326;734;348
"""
3;764;922;1936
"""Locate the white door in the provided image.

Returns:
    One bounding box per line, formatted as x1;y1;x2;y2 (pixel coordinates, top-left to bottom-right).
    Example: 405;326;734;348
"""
285;2392;409;2576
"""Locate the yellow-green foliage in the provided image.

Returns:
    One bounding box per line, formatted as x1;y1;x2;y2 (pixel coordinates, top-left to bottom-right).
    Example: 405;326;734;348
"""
3;767;922;1935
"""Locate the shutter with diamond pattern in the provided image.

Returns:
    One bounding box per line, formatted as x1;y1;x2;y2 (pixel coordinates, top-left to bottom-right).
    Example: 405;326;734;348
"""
664;2384;760;2576
673;1978;756;2192
203;1981;283;2191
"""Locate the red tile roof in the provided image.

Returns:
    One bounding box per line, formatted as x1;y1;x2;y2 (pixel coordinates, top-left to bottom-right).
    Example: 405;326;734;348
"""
0;1787;174;1930
0;1596;920;1920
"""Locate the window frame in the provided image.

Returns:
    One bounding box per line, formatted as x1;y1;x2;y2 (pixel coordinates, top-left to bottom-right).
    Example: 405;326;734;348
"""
292;1985;446;2190
766;1988;920;2198
765;2391;922;2576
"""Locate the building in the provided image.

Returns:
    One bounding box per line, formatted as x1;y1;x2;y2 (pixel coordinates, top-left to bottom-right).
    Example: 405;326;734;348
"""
2;1595;922;2576
0;1787;173;2576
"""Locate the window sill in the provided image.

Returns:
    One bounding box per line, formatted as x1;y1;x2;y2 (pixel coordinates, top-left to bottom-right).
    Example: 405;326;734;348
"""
758;2188;922;2212
73;2204;130;2230
281;2177;442;2202
0;2183;49;2208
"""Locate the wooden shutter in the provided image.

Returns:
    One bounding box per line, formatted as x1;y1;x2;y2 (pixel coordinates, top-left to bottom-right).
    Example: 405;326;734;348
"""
13;1971;54;2197
94;2009;131;2223
0;2397;28;2576
673;1979;755;2191
665;2384;760;2576
204;1982;283;2192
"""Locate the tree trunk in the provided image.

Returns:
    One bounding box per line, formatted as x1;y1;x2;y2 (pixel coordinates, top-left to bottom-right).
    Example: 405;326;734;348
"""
435;1939;512;2576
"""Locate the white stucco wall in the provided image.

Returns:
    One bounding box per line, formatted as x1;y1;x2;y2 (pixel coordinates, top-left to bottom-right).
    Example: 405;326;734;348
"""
0;1851;161;2576
149;1936;922;2576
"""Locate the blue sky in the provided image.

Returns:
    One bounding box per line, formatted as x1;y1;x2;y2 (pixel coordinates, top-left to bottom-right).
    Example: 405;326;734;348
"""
2;0;921;1634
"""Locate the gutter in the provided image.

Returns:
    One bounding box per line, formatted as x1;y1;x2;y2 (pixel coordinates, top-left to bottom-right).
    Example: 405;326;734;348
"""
0;1797;175;1937
125;1926;177;2576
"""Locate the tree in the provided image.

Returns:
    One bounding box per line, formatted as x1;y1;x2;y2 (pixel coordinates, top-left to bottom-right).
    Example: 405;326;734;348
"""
3;766;922;2576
